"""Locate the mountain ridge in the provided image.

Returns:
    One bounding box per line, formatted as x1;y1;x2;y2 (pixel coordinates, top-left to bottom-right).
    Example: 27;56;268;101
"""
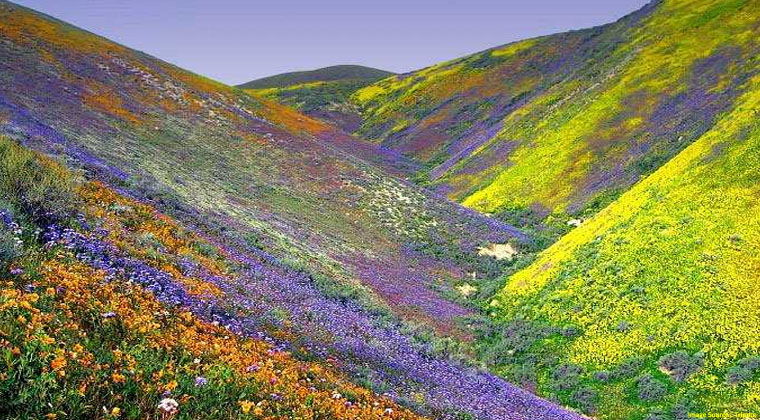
238;64;395;89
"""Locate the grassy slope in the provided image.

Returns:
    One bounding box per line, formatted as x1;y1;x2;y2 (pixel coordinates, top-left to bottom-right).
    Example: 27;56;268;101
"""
0;0;511;335
489;48;760;419
351;0;760;226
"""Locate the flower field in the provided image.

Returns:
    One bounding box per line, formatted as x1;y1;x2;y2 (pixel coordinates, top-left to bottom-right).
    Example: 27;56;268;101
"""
3;0;759;418
488;50;760;419
0;1;582;417
0;136;580;418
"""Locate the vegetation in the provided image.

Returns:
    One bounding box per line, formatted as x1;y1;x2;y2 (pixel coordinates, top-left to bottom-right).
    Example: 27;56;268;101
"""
0;138;79;223
0;137;420;419
489;68;760;417
3;0;760;419
237;65;393;89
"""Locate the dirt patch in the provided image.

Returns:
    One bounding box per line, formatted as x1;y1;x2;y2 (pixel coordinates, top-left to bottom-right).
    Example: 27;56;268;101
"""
478;243;518;260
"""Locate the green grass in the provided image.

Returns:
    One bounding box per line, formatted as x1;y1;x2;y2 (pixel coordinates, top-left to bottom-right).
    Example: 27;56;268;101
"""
0;137;80;224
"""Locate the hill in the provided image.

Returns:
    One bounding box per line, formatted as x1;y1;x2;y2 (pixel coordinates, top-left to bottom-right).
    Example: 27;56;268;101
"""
248;0;760;417
0;1;578;419
489;64;760;418
241;65;395;132
0;136;424;420
340;0;757;228
237;64;394;89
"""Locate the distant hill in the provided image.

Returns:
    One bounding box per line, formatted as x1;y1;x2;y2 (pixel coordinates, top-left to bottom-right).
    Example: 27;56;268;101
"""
240;65;395;132
237;64;394;89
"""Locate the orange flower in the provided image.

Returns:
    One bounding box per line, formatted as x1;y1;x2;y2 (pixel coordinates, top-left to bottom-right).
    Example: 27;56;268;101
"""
164;380;178;392
50;355;67;371
111;372;126;383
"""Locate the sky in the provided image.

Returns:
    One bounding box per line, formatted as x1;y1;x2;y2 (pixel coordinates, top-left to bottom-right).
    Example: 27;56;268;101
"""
15;0;650;85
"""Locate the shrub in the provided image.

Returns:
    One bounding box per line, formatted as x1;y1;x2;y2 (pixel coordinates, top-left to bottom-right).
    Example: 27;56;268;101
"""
571;386;597;414
613;357;645;379
636;373;667;401
552;364;583;391
725;356;760;385
0;226;20;266
658;351;704;382
0;137;79;224
645;408;672;420
594;371;611;382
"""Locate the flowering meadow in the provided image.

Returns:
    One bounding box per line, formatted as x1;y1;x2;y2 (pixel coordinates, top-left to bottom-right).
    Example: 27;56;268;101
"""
488;68;760;418
0;2;585;418
3;0;758;419
257;0;760;418
0;137;582;419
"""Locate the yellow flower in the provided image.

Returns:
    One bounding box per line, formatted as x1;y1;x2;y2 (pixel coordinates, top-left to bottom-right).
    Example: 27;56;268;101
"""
239;400;254;414
164;380;178;391
110;407;121;417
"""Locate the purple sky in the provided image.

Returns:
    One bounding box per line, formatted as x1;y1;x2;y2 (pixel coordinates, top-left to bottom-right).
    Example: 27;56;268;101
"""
15;0;649;85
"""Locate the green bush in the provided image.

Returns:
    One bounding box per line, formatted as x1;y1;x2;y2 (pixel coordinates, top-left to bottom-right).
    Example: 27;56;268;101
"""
0;137;79;224
658;351;704;382
725;356;760;385
0;226;20;266
636;373;667;401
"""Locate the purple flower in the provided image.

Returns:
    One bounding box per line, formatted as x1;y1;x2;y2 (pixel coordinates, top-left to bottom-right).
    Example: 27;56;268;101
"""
194;376;207;387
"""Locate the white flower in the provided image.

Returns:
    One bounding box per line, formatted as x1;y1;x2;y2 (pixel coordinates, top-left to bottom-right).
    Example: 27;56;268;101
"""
157;398;178;413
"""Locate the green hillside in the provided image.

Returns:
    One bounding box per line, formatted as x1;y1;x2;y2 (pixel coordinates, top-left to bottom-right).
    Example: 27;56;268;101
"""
348;0;759;228
238;65;394;89
487;65;760;419
242;66;395;132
